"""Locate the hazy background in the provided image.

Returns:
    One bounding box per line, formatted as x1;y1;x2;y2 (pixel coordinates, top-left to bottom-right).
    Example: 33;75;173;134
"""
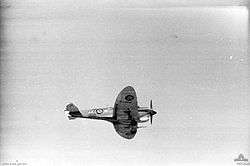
1;1;249;166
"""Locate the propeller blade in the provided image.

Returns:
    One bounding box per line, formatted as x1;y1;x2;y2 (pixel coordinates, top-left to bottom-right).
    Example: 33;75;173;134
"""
150;100;153;109
150;114;153;124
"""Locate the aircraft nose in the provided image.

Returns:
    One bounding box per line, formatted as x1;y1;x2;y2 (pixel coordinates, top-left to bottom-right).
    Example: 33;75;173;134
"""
152;110;157;115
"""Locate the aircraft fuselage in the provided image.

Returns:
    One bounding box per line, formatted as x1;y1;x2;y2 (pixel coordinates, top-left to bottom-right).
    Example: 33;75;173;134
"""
66;106;152;123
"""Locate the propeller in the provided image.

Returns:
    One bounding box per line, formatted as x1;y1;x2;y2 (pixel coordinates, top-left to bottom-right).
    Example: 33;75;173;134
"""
150;114;153;124
150;100;153;109
149;100;156;124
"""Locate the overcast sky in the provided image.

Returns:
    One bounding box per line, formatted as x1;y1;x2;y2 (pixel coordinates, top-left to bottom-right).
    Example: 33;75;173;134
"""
1;1;249;166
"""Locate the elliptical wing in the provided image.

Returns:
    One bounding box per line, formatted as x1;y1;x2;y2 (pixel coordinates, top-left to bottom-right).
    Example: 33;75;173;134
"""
113;86;139;139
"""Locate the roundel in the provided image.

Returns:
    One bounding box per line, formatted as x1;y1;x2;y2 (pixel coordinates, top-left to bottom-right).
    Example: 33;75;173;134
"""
125;95;134;101
96;109;103;114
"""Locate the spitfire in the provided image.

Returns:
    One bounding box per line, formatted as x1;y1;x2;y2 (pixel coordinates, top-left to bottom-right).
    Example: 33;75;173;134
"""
64;86;157;139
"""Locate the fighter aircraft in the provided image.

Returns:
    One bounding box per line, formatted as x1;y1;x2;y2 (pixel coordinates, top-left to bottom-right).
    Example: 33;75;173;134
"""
64;86;157;139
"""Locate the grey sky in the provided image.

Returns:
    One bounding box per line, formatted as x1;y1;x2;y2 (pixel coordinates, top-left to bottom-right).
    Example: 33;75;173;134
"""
1;1;249;166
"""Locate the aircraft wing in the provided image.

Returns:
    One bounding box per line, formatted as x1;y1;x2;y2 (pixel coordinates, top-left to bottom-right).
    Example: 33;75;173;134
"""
113;122;137;139
114;86;139;121
112;86;139;139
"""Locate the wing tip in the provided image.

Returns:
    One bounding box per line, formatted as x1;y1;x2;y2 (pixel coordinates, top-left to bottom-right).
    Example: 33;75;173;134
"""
122;85;135;92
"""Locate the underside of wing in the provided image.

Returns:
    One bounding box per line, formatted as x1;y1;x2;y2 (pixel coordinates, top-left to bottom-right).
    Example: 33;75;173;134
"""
114;86;139;121
113;122;137;139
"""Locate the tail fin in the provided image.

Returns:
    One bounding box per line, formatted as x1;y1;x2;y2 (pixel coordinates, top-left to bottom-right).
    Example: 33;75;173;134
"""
65;103;79;112
64;103;83;120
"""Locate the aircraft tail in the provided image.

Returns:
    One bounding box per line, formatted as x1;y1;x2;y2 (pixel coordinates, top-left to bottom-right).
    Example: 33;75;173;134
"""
64;103;83;120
